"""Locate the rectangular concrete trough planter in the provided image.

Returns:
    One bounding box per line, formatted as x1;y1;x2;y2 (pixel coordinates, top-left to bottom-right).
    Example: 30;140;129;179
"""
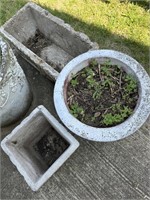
1;105;79;191
0;2;98;81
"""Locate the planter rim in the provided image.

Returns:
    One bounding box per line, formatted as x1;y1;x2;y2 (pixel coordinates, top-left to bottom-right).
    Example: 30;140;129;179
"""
54;50;150;142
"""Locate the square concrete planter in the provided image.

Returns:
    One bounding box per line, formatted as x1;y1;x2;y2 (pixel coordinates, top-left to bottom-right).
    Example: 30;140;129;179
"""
0;2;98;81
1;105;79;191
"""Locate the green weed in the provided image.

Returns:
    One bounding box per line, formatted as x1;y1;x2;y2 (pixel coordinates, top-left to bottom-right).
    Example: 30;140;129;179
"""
70;78;79;87
124;74;137;94
102;105;132;126
70;103;84;118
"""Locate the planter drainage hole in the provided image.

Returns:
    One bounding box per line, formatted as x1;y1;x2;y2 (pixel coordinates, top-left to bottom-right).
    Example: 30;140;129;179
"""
11;141;17;145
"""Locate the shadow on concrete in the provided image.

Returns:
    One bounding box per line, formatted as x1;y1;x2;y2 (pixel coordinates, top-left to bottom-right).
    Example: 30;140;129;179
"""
41;6;149;74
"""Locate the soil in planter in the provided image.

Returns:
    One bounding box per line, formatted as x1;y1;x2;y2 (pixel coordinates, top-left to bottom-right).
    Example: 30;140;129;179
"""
67;59;138;128
23;29;71;71
33;126;69;167
24;29;52;57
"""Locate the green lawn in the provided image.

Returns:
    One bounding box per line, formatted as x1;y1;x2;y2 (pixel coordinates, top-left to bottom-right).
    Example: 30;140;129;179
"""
0;0;149;73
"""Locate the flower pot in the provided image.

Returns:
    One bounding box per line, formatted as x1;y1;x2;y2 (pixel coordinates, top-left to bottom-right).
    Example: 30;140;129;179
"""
1;105;79;191
0;2;98;81
0;36;32;127
54;50;150;142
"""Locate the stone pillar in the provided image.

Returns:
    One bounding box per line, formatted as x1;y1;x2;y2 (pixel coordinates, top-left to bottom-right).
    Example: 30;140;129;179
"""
0;36;32;127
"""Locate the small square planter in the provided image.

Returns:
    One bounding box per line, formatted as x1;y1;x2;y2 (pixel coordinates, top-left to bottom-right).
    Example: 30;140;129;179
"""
1;105;79;191
0;2;98;81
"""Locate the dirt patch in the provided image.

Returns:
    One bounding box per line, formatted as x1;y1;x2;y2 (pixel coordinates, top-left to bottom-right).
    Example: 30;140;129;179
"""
24;29;52;56
67;59;138;128
33;126;69;167
23;29;72;71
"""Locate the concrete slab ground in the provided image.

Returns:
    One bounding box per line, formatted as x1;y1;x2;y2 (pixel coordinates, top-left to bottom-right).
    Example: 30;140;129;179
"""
1;54;150;200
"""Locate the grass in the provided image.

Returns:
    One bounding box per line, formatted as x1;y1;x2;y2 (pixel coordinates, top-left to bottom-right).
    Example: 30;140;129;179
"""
0;0;149;73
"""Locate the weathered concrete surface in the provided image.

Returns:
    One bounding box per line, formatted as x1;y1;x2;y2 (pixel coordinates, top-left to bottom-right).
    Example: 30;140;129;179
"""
0;2;98;81
54;50;150;142
41;44;73;71
1;54;150;200
1;106;79;191
0;36;32;127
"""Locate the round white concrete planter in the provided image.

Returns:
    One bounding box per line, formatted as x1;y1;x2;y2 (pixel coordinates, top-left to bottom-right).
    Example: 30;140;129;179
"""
0;37;32;127
54;50;150;142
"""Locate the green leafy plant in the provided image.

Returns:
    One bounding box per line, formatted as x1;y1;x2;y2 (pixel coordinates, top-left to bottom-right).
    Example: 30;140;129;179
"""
67;58;138;128
101;78;113;87
70;103;84;118
89;59;98;67
86;75;97;89
85;67;95;76
102;113;123;126
124;74;137;94
70;78;79;87
101;63;111;77
111;103;122;112
92;84;102;99
102;105;132;126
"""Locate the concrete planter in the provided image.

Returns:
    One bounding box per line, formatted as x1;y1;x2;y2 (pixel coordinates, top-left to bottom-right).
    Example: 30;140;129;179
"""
54;50;150;142
0;36;31;127
0;2;98;81
1;105;79;191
